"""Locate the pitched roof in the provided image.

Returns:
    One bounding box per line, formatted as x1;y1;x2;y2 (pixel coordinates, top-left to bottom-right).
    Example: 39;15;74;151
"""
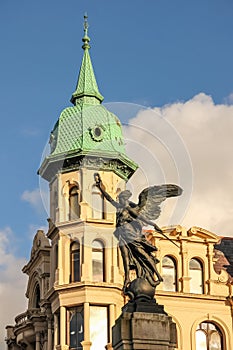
215;237;233;278
70;15;103;106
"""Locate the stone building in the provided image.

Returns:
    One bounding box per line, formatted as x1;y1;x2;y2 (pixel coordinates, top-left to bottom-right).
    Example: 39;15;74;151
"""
5;19;233;350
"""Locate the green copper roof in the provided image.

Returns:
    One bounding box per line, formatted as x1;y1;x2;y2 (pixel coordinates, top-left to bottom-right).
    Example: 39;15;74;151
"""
70;15;103;106
50;104;126;156
39;16;138;181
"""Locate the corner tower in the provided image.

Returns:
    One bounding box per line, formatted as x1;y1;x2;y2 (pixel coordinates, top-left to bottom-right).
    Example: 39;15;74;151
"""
38;16;137;350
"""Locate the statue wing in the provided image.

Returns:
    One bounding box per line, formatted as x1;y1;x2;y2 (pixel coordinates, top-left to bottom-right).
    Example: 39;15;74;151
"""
136;184;183;221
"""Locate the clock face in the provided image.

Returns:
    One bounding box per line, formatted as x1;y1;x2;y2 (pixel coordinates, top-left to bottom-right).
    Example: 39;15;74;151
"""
90;125;104;141
94;126;102;138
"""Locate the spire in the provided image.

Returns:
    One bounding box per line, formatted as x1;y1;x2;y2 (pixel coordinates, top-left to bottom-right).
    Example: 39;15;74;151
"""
70;14;104;105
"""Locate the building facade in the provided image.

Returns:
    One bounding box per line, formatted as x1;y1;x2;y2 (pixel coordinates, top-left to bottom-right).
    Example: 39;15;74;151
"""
6;19;233;350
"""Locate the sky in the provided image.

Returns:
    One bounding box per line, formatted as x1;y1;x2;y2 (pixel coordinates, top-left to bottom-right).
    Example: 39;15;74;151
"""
1;0;233;347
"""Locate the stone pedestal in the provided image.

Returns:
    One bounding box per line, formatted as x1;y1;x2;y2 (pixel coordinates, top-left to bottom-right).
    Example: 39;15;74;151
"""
112;297;177;350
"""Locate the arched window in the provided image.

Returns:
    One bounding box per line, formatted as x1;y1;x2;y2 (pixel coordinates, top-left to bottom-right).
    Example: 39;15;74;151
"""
189;258;204;294
34;284;41;308
162;255;177;291
69;186;80;220
92;185;105;219
70;242;81;282
196;322;224;350
92;240;105;282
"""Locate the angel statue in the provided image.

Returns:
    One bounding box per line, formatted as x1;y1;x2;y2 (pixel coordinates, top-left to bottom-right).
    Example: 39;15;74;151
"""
94;173;183;297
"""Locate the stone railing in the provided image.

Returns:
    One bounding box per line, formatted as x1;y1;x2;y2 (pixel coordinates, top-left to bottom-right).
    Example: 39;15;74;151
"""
15;308;45;327
15;312;28;327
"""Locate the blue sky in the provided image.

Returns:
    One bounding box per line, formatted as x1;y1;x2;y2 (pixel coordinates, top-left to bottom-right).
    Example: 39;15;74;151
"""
0;0;233;257
1;0;233;345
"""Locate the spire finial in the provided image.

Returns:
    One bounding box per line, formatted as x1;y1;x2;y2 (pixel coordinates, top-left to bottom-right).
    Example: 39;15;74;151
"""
84;13;88;36
70;14;104;105
82;13;90;50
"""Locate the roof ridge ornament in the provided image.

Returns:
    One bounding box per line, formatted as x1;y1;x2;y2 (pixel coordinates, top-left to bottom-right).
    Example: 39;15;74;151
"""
70;14;104;105
82;13;90;50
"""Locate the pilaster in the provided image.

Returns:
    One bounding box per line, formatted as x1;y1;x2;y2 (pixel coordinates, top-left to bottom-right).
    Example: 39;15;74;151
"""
179;239;190;293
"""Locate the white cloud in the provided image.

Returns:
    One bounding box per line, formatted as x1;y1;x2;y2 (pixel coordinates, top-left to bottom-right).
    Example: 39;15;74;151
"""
21;188;46;214
224;92;233;105
0;227;27;350
123;93;233;237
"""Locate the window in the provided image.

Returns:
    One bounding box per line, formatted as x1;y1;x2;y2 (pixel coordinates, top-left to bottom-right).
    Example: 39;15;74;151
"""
55;244;58;269
54;243;59;283
92;240;105;282
69;186;80;220
189;258;204;294
69;306;84;350
162;256;177;291
70;242;81;282
33;284;40;308
92;185;105;219
196;322;224;350
90;306;108;349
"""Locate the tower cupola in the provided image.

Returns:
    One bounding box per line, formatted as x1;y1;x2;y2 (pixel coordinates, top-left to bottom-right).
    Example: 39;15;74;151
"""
38;16;137;182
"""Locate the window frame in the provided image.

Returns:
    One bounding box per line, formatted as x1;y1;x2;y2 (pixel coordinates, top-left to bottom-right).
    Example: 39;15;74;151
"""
70;241;81;283
161;255;178;292
195;321;224;350
91;184;106;220
69;185;80;220
67;306;84;350
91;239;105;282
189;257;204;294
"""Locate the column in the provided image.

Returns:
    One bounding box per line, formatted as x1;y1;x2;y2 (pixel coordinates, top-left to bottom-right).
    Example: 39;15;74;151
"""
54;314;59;348
180;239;190;293
81;302;92;350
35;332;40;350
47;317;53;350
111;237;121;284
105;304;115;350
60;306;68;350
206;242;213;295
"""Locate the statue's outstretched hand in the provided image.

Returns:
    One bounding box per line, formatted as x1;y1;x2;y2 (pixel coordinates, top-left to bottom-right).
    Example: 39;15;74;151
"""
94;173;101;187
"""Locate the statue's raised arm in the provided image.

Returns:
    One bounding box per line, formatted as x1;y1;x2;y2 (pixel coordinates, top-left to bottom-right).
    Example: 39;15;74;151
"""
93;173;183;299
94;173;121;208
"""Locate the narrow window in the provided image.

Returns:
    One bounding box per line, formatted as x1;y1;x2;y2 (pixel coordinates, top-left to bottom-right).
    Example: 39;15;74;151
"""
196;322;224;350
90;306;108;349
162;256;177;292
54;243;59;283
69;186;80;220
92;185;105;219
69;306;84;350
189;258;204;294
34;284;41;308
55;243;58;269
70;242;80;282
92;240;105;282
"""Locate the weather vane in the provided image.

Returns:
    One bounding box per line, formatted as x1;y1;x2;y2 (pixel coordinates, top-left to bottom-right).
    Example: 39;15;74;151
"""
84;13;89;37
